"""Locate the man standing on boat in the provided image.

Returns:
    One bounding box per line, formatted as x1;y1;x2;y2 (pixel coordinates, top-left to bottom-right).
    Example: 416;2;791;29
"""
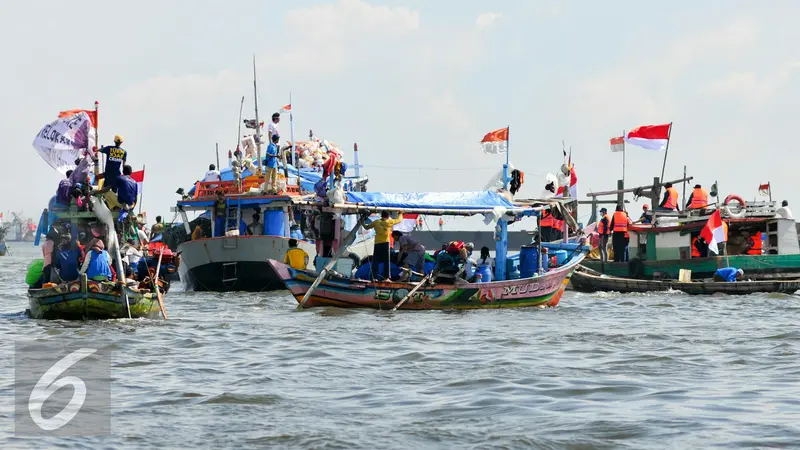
265;134;280;193
597;207;610;262
391;230;426;279
609;204;632;263
364;211;404;281
98;134;127;192
268;113;280;142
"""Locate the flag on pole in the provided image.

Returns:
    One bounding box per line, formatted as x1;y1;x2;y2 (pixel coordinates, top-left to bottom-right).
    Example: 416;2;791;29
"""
555;165;578;199
480;127;509;154
758;182;771;196
625;123;671;151
33;111;96;175
131;169;145;194
280;104;291;113
393;213;419;233
243;119;264;129
610;136;625;152
700;210;728;255
58;109;98;128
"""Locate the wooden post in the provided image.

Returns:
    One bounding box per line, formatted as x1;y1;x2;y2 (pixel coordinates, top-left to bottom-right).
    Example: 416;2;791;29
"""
616;180;624;210
682;165;687;208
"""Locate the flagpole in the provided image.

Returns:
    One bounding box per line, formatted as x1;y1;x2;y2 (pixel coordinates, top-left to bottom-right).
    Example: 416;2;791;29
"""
622;129;626;188
138;165;145;215
658;122;673;192
289;92;297;185
94;101;101;182
236;96;244;158
252;55;263;180
215;143;220;169
769;182;772;203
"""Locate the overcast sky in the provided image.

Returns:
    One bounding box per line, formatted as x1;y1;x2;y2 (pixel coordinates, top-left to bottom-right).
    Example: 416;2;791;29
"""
2;0;798;226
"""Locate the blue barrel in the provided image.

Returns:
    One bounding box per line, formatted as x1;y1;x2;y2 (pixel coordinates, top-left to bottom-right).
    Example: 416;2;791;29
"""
264;209;285;236
553;250;568;265
519;245;548;278
475;265;493;283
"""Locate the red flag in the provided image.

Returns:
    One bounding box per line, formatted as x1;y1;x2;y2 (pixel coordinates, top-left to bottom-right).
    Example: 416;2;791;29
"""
758;183;770;196
280;104;291;113
59;109;98;128
626;123;672;151
610;136;624;152
480;127;509;154
131;169;145;194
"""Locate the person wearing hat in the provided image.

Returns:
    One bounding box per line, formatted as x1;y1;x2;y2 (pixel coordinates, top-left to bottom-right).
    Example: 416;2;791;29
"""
98;134;128;192
609;204;632;263
713;267;744;282
596;207;611;262
686;184;709;210
79;238;113;282
636;204;651;224
264;134;281;193
268;112;280;142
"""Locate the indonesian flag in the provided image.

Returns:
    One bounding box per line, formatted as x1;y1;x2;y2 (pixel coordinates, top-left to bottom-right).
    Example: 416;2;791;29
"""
700;210;728;255
59;109;98;128
243;119;264;129
758;182;771;196
131;169;145;194
393;213;418;233
481;127;509;154
626;123;672;151
555;165;578;199
610;136;624;153
280;104;291;113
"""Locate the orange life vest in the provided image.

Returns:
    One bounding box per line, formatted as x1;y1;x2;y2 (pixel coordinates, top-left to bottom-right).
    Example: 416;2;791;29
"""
612;211;629;233
747;232;763;255
691;237;701;257
597;214;610;235
540;211;555;228
663;187;679;210
689;188;709;209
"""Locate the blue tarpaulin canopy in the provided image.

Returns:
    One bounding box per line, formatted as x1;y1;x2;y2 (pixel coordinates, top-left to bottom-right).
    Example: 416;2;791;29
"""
345;191;515;211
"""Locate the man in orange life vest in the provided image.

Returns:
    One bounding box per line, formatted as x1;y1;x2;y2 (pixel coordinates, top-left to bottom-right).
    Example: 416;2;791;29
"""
659;182;680;212
747;231;763;255
597;207;611;262
540;210;556;242
691;235;708;258
685;184;709;210
609;204;632;262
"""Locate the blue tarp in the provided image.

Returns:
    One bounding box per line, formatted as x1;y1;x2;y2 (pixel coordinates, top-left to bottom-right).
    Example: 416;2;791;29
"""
345;191;514;210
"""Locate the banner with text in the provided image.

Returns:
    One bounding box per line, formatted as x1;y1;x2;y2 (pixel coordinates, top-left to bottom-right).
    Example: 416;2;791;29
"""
32;111;96;174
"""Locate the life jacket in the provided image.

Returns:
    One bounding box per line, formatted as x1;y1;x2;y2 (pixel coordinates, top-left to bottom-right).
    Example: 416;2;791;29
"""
689;187;709;209
597;214;610;235
691;237;701;257
612;211;629;233
446;241;465;255
663;187;679;210
438;218;444;226
747;232;763;255
540;211;556;228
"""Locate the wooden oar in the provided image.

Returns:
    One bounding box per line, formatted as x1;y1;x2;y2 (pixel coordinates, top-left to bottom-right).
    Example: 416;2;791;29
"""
152;250;169;320
391;271;435;311
299;217;365;309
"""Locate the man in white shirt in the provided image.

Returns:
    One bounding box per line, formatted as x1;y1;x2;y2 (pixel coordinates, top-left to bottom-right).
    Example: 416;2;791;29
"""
777;200;794;220
204;164;222;182
462;242;477;281
268;113;280;142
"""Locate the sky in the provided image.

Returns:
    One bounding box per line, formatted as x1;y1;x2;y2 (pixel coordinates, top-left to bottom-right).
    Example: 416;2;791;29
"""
2;0;798;227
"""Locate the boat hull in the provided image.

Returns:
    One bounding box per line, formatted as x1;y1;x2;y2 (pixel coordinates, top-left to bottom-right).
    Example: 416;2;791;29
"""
582;254;800;281
571;266;800;295
178;235;317;292
268;253;584;310
28;278;163;320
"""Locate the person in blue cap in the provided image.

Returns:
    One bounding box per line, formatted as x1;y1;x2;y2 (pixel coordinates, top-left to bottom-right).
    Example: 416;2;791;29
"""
713;267;743;282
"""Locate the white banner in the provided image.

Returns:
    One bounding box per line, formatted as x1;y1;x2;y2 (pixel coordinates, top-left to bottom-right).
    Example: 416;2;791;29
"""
32;112;96;174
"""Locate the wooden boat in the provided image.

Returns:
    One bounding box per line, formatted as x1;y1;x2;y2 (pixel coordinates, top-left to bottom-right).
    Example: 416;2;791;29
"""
272;188;586;310
571;265;800;295
269;252;584;309
28;275;163;320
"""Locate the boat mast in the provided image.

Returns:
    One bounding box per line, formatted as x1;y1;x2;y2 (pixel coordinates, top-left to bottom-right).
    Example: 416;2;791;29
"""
252;55;263;179
236;95;244;158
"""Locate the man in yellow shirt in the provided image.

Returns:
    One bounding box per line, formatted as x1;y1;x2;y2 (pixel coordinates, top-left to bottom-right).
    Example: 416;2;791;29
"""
363;211;403;280
284;239;309;270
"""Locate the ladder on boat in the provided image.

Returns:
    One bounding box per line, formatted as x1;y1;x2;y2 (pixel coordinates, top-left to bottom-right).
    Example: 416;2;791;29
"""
225;202;240;235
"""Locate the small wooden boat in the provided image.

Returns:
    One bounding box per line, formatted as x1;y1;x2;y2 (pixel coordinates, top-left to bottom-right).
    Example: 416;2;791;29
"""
28;275;164;320
269;252;585;310
571;265;800;295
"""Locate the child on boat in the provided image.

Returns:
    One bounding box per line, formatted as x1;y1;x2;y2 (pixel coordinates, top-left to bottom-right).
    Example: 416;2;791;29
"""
284;239;309;270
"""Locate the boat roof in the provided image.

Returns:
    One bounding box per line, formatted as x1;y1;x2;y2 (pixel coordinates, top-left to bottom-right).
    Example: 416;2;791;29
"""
291;191;571;217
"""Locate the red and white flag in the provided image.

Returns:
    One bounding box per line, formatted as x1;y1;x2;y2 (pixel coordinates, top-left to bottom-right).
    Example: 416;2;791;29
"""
480;127;509;155
700;210;728;254
555;165;578;199
626;123;672;151
131;168;145;194
610;136;625;153
758;182;771;196
393;213;419;233
280;104;291;113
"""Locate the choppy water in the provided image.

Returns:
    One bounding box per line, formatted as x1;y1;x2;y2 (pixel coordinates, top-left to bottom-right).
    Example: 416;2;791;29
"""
2;243;800;449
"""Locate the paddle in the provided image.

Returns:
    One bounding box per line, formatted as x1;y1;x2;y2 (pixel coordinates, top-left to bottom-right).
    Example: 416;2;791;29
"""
152;250;169;320
391;270;436;311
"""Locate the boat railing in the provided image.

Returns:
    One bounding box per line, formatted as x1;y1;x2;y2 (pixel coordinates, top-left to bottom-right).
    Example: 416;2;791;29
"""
193;178;301;199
